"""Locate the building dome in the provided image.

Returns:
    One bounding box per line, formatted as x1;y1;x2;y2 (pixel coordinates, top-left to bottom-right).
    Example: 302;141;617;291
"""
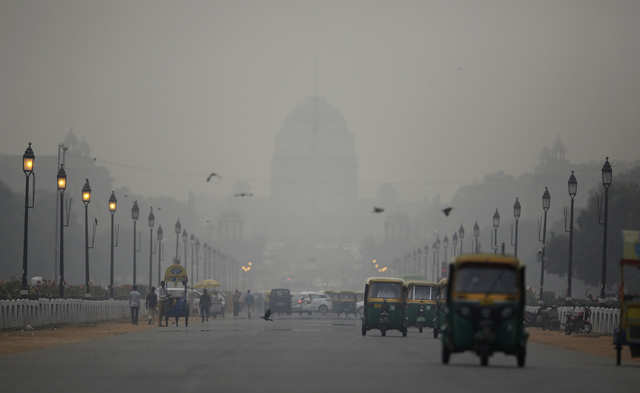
271;96;358;223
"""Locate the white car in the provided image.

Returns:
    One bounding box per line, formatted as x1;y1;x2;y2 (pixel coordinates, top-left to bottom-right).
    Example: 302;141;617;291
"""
293;292;331;315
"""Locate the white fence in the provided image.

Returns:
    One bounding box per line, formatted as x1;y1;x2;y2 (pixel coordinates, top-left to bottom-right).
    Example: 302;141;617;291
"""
0;299;129;330
526;305;619;335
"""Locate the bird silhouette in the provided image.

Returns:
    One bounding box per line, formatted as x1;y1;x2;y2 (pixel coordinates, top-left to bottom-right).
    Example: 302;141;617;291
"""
442;207;453;217
261;309;273;322
372;207;385;214
206;172;220;183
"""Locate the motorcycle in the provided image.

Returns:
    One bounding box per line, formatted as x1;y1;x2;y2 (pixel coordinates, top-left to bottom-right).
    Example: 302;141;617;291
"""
564;307;592;335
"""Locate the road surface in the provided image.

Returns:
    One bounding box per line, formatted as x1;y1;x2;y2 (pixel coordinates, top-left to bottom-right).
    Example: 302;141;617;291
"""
2;317;638;393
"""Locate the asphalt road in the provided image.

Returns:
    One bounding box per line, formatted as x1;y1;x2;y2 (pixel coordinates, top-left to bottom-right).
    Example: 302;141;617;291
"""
2;316;638;393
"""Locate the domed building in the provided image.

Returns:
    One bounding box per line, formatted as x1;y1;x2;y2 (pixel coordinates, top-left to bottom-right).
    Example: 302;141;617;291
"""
270;96;358;238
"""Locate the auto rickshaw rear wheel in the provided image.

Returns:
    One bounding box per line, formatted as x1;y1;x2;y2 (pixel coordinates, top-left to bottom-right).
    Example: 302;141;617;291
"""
480;355;489;367
433;328;439;339
419;326;423;333
616;345;621;366
361;322;367;336
517;350;526;368
402;328;407;337
441;345;450;364
381;329;386;336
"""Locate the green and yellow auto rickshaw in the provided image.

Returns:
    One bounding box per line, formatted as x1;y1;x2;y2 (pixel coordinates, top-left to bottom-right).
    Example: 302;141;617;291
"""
441;254;527;367
361;277;408;337
337;291;358;317
433;278;447;339
405;280;438;333
614;230;640;365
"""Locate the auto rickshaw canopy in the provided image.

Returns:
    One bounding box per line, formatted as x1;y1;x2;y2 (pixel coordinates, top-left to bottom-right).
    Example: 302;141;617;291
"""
366;277;404;286
454;253;521;268
164;264;188;283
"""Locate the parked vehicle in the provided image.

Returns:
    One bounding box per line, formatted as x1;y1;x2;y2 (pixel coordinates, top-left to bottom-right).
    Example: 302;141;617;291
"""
334;291;358;317
292;291;332;315
524;305;560;331
441;254;528;367
405;280;437;333
361;277;408;337
564;307;592;335
269;288;292;315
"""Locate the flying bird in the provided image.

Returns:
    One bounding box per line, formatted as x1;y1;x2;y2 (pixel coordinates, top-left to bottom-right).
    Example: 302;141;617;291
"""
442;207;453;217
206;172;220;183
234;192;254;198
372;207;385;214
261;309;273;322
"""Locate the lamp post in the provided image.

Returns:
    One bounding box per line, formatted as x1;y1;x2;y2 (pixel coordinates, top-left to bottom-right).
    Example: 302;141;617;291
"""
423;245;429;279
492;209;500;254
443;236;449;279
131;200;140;287
148;207;155;290
416;248;422;274
57;166;67;297
190;234;195;284
540;187;551;301
108;191;117;298
513;198;521;257
452;233;458;258
433;237;440;281
182;229;188;274
458;225;464;255
157;225;163;285
600;157;612;298
81;179;92;296
174;219;181;263
473;221;480;253
195;238;200;283
21;143;35;295
566;171;577;298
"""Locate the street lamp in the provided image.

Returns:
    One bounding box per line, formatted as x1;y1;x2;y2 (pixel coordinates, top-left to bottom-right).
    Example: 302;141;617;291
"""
473;221;480;253
182;229;188;274
539;187;551;301
433;236;441;281
492;209;500;254
131;200;139;287
108;191;117;298
21;143;35;295
423;245;429;279
157;225;163;286
190;234;195;284
195;238;200;282
566;171;577;298
81;179;92;296
458;225;464;255
57;166;67;297
174;219;181;263
148;207;155;290
600;157;612;298
513;198;521;257
452;233;458;258
443;235;449;267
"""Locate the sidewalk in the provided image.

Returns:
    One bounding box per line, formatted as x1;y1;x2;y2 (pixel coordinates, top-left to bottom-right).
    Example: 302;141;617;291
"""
0;320;152;355
529;327;640;363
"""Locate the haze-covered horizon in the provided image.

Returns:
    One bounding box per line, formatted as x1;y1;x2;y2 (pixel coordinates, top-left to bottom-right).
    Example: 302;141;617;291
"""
2;0;639;201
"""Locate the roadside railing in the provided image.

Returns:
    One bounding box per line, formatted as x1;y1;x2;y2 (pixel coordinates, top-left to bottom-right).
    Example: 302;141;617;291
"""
0;298;129;330
525;305;619;335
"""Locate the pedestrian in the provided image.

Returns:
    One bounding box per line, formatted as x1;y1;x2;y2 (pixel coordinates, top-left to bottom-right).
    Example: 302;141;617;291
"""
146;286;158;325
233;289;241;317
157;281;169;327
128;285;142;325
246;290;254;319
200;289;211;322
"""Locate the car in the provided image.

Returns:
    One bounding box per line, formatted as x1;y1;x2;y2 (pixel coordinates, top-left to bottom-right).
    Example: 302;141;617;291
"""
293;292;331;315
269;288;292;314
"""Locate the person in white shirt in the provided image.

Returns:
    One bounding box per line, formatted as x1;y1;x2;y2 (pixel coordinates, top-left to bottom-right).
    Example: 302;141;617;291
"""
128;286;142;325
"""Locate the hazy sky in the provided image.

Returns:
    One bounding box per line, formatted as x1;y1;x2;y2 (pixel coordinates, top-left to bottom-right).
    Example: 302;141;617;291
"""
1;0;639;201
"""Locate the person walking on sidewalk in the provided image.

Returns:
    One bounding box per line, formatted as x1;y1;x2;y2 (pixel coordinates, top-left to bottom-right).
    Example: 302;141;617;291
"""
157;281;169;327
233;290;241;317
200;289;211;322
128;286;142;325
146;286;158;325
245;290;254;319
